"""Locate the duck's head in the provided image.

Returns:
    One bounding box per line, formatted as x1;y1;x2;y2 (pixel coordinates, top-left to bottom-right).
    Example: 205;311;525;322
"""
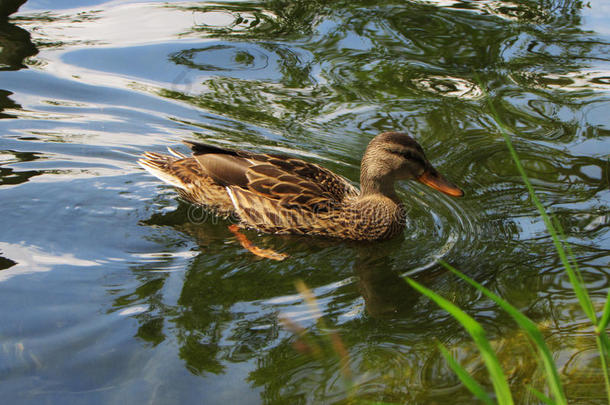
360;131;463;197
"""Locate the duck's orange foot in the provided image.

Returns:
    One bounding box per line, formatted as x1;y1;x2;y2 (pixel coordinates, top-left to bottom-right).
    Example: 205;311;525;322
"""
228;225;288;261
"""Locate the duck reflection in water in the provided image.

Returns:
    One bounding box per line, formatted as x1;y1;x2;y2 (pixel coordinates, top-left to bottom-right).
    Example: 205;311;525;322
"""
354;245;424;318
142;204;430;320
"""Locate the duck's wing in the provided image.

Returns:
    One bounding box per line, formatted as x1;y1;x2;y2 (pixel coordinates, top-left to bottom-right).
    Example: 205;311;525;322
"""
183;140;358;213
244;151;359;203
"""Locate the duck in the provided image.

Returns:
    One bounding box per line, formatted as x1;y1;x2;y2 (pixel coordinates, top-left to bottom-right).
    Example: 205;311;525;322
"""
138;131;463;241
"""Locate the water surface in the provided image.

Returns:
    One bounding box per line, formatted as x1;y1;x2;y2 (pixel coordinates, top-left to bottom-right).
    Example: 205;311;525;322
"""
0;0;609;403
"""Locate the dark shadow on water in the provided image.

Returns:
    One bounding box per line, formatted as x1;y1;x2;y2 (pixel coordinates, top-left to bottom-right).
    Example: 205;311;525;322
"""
0;89;21;119
0;254;17;270
0;0;37;71
0;19;37;70
0;0;26;19
0;1;40;186
0;150;44;186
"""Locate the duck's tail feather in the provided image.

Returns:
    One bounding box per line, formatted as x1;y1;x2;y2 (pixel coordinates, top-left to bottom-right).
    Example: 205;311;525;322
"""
167;146;186;159
138;152;187;190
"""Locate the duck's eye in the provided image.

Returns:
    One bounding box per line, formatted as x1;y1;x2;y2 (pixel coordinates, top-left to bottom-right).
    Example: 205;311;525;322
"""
401;150;416;160
396;150;426;167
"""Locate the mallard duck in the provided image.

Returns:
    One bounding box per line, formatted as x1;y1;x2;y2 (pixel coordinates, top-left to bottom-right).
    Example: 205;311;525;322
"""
138;131;463;241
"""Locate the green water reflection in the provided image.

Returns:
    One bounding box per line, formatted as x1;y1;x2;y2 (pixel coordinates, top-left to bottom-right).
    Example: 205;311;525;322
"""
0;0;608;403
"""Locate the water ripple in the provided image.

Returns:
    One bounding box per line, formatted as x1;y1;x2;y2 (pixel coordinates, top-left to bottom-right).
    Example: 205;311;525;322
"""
413;75;483;99
171;44;269;72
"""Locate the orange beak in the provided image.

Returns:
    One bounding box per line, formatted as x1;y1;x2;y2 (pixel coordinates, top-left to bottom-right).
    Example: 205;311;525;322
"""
417;168;464;197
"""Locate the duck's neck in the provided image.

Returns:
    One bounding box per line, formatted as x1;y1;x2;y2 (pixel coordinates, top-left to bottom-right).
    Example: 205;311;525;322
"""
360;172;399;202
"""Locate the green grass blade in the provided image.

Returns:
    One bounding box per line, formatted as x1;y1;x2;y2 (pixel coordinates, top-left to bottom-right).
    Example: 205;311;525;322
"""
551;217;596;323
439;261;566;405
406;278;514;405
552;222;610;404
596;334;610;405
598;287;610;332
438;343;494;405
529;386;555;405
601;330;610;353
482;86;596;324
598;288;610;402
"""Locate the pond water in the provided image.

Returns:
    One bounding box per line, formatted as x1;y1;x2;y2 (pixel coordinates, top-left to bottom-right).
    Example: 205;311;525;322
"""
0;0;609;403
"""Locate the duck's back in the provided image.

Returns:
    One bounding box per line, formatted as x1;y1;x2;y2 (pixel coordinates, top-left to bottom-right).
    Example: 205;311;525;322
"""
139;141;363;236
